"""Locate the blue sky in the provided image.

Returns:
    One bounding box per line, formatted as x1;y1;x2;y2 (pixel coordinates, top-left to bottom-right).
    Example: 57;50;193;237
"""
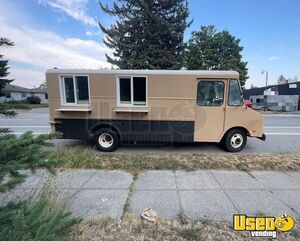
1;0;299;88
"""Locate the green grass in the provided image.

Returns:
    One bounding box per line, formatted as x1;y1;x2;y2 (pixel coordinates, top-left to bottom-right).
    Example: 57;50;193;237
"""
48;146;300;173
1;100;32;109
31;103;48;108
178;228;203;241
72;213;300;241
122;173;138;216
290;228;300;239
0;101;48;117
3;101;48;108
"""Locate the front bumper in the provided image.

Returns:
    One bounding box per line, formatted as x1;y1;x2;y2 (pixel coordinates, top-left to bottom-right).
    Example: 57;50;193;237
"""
49;120;62;132
257;133;266;141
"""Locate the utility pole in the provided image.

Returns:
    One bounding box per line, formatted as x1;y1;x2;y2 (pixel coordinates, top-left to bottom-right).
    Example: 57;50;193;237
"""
261;70;269;111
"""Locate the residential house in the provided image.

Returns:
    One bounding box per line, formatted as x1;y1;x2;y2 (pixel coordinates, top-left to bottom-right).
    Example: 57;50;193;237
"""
0;84;48;104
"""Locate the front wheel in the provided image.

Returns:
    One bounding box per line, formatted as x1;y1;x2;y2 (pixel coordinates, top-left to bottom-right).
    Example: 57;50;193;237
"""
94;128;120;152
223;129;247;152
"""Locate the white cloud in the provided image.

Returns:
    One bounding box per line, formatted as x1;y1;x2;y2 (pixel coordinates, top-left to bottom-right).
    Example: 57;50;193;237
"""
0;21;112;87
8;68;45;88
85;30;93;36
1;22;111;69
267;56;280;61
38;0;98;27
85;29;103;38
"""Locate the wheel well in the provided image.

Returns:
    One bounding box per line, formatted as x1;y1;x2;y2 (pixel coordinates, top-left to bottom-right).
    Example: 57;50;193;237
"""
90;124;121;140
222;127;250;140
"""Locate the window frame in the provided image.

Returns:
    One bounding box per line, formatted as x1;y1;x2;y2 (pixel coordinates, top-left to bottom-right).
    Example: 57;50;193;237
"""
227;79;243;107
196;80;225;107
116;75;148;107
59;75;91;106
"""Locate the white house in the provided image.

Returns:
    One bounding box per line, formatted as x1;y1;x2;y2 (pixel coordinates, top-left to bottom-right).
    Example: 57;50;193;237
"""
0;84;48;104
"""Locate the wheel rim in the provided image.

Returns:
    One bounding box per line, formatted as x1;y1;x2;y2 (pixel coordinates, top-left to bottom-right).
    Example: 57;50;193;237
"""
230;133;243;149
98;133;114;148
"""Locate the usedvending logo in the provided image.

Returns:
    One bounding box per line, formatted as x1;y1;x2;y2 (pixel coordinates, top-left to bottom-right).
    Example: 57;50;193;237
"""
233;214;295;238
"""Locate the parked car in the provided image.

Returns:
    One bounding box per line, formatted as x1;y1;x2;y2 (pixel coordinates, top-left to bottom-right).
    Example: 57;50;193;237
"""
27;96;41;104
244;99;253;108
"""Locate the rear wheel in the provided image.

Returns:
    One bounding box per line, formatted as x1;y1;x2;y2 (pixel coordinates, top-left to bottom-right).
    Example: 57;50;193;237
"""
94;128;119;152
223;129;247;152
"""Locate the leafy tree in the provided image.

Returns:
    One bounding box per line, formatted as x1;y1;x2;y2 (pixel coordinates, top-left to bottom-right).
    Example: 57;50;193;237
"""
99;0;191;69
0;37;14;93
37;80;47;91
278;75;299;84
184;25;248;87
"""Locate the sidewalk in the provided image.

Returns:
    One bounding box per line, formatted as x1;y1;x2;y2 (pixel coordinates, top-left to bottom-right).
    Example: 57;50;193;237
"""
1;169;300;221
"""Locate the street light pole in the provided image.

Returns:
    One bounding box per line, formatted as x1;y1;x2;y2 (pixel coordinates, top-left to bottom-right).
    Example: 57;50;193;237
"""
261;70;269;111
261;69;268;89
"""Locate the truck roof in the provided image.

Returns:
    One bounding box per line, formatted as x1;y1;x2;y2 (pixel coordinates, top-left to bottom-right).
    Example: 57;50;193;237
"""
46;69;239;78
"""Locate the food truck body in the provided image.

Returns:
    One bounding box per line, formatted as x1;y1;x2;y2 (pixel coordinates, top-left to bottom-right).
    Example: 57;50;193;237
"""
46;69;265;152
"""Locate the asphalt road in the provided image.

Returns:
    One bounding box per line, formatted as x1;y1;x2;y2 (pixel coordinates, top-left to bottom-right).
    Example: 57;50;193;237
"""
1;108;300;154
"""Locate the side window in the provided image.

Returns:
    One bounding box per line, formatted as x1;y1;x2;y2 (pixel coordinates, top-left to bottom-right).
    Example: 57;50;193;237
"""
133;77;146;106
75;76;89;104
119;77;131;105
61;76;89;104
63;77;75;103
197;81;224;106
228;79;242;106
118;76;147;106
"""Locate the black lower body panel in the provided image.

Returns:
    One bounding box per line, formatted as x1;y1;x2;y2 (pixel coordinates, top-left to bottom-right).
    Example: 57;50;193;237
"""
54;118;195;143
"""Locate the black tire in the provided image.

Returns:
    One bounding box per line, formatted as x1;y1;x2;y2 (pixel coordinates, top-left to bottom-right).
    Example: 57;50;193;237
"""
223;129;247;152
217;138;225;149
94;128;120;152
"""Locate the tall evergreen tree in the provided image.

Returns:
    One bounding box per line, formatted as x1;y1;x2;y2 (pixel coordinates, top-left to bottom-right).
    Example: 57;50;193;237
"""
0;198;78;241
0;132;59;192
0;37;14;93
0;37;32;117
278;74;287;84
99;0;191;69
184;25;248;87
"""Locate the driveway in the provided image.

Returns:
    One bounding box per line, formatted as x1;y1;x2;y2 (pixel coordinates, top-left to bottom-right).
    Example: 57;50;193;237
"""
1;169;299;221
1;108;300;153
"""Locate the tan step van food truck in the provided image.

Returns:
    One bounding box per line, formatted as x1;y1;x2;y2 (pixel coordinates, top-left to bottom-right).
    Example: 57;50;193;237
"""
46;69;266;152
